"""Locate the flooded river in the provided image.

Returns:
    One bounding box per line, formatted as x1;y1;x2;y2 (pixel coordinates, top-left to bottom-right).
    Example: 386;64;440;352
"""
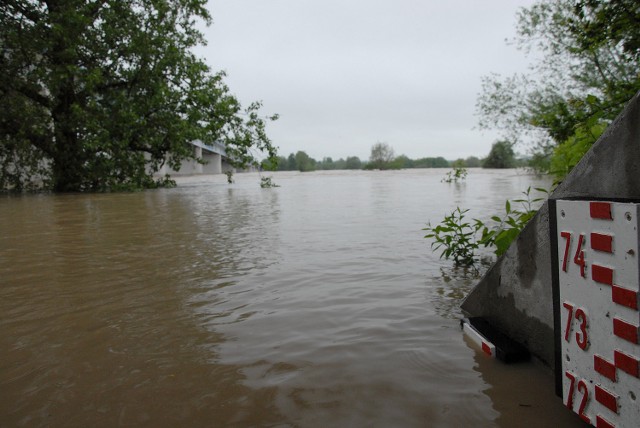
1;169;587;427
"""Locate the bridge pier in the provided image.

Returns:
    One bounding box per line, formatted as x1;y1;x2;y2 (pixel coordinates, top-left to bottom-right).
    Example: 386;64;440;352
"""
194;145;203;174
202;152;222;174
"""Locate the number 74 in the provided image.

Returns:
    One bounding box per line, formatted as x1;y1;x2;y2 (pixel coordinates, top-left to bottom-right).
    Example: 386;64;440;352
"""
561;231;586;277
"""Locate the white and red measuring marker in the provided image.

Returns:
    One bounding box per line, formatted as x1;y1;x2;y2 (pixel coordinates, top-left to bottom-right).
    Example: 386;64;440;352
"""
461;317;529;363
553;200;640;428
462;318;496;358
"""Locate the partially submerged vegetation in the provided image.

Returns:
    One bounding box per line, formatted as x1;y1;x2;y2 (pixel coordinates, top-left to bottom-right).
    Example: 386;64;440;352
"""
425;0;639;268
441;166;468;184
424;186;548;268
259;176;279;188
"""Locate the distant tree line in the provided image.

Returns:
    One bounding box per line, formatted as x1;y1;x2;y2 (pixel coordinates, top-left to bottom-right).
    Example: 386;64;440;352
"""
262;142;506;172
263;152;363;172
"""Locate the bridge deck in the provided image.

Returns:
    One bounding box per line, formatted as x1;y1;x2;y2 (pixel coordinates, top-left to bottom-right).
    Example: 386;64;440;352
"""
192;139;227;157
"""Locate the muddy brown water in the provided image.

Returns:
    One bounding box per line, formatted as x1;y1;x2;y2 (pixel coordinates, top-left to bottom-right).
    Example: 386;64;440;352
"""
1;169;587;427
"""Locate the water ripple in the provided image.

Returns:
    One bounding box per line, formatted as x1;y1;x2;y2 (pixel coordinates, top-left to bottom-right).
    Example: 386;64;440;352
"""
1;170;584;427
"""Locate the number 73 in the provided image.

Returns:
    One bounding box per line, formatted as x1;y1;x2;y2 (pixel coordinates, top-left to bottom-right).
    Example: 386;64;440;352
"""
563;302;589;350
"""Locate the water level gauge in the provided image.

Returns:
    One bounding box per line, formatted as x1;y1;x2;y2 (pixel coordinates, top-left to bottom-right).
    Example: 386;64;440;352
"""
553;200;640;428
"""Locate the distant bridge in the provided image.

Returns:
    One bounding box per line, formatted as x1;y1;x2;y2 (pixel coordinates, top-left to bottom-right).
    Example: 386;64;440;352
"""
191;139;227;158
155;139;233;176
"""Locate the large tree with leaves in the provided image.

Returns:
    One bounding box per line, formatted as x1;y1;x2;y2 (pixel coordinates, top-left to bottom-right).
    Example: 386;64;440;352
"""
0;0;277;191
482;140;517;169
477;0;639;175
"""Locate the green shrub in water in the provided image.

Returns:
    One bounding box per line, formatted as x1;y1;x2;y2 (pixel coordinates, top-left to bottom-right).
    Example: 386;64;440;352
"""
477;187;548;256
424;187;548;265
260;176;279;188
423;207;480;267
441;166;468;183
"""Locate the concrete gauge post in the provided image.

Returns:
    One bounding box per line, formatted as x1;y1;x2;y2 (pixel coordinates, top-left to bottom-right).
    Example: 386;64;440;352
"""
552;200;640;428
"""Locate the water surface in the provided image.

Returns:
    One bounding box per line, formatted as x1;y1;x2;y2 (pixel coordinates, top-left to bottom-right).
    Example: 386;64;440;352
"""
0;169;586;427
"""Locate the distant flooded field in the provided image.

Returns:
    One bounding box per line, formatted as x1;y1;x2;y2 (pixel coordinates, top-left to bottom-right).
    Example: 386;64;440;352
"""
0;169;587;427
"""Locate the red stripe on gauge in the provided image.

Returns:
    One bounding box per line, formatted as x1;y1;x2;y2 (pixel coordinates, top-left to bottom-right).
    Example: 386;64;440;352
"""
595;384;619;413
596;415;615;428
481;342;492;356
590;202;613;220
589;202;613;220
591;233;613;253
612;285;639;310
592;264;614;286
594;355;617;381
614;350;640;378
613;318;639;344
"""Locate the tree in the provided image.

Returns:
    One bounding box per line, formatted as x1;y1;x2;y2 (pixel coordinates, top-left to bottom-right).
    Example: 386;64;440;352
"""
273;155;288;171
465;156;481;168
333;158;347;170
345;156;362;169
1;0;277;191
549;120;607;178
294;151;314;172
367;142;395;170
392;154;414;169
482;141;516;169
451;158;465;168
476;0;640;173
413;157;449;168
286;153;297;171
319;157;335;170
261;156;280;172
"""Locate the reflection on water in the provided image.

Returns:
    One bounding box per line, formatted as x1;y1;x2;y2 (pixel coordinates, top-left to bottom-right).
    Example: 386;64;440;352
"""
469;336;586;427
1;169;585;427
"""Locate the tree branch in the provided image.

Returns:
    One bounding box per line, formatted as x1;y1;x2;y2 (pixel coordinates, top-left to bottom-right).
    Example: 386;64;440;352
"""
1;80;51;110
5;0;44;24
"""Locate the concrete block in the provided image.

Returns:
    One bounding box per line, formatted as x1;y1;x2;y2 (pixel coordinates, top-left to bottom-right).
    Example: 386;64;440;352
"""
461;90;640;368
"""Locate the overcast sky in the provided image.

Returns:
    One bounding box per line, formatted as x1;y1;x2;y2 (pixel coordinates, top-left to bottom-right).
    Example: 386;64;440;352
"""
197;0;537;162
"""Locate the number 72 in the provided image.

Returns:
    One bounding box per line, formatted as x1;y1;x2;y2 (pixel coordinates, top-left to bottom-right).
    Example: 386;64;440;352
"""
565;371;590;423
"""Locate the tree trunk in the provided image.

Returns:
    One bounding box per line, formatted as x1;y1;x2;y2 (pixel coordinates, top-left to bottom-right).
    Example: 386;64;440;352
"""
51;88;84;192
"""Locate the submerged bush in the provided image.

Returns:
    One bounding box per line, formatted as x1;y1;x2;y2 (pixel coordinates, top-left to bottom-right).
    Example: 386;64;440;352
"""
423;207;480;267
424;187;548;265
